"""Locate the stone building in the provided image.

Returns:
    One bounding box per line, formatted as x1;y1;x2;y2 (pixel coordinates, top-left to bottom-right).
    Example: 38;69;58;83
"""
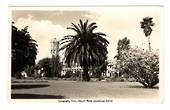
50;38;59;57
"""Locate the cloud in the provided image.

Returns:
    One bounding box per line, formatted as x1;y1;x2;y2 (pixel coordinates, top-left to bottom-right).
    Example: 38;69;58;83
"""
12;10;96;27
14;16;74;62
12;7;163;62
92;7;163;60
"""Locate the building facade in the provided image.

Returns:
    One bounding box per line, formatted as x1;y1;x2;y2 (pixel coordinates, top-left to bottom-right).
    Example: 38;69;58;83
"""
50;38;118;78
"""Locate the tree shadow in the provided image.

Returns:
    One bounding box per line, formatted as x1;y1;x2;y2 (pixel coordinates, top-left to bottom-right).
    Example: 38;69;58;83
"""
12;80;48;83
127;85;159;89
11;84;50;89
11;94;66;99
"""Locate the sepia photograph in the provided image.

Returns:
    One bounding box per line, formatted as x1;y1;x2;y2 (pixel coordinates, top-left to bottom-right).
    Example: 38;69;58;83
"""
10;6;163;102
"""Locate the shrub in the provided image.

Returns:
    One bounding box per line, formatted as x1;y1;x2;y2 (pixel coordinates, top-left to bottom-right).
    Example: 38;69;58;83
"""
117;47;159;88
64;70;73;78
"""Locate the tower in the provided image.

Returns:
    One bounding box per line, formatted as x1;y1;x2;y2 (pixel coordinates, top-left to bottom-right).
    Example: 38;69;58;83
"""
50;38;59;57
50;38;60;77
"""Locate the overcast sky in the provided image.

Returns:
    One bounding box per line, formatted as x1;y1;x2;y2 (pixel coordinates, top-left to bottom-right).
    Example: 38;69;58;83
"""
11;7;163;62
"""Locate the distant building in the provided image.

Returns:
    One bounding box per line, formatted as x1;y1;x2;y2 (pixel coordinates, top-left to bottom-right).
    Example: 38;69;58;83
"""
50;38;59;57
61;60;118;78
61;63;83;75
106;59;118;77
50;38;61;77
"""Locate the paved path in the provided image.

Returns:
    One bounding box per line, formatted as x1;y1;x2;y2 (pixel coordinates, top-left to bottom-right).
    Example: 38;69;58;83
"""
11;81;159;101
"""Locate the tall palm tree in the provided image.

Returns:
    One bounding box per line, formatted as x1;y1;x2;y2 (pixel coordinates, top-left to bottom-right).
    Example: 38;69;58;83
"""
140;17;155;51
60;19;109;81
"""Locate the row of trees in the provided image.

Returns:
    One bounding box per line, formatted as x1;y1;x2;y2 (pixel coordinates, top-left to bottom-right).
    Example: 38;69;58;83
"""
12;17;159;88
59;17;159;87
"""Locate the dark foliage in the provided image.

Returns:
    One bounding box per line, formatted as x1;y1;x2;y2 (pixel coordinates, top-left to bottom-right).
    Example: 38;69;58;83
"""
140;17;155;37
36;56;63;77
140;17;155;51
12;22;38;78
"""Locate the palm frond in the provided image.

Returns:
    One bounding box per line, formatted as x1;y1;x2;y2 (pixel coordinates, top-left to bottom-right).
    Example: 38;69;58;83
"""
89;25;97;32
83;20;88;31
61;19;109;69
71;23;81;34
79;19;84;30
94;32;106;36
67;27;80;34
87;22;96;30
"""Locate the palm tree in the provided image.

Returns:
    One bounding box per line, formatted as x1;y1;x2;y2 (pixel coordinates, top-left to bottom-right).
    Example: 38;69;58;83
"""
12;23;38;78
140;17;155;51
60;19;109;81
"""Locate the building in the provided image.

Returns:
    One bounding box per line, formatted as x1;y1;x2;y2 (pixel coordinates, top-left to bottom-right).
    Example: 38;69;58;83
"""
61;60;118;78
106;59;118;77
50;38;59;57
61;63;83;76
50;38;60;77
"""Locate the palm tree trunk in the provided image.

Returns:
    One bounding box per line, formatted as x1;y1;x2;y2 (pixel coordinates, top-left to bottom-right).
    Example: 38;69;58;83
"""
83;66;90;81
148;36;151;51
98;72;101;81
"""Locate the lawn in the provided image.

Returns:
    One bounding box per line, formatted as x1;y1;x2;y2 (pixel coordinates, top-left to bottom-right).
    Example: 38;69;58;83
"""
11;80;159;101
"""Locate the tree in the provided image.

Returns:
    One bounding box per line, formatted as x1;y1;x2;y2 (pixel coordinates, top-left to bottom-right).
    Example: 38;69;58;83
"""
92;60;108;81
23;65;34;77
115;37;130;60
37;57;52;77
36;56;63;78
140;17;155;51
51;55;63;77
63;70;73;78
115;37;130;77
60;19;109;81
12;22;38;78
119;47;159;88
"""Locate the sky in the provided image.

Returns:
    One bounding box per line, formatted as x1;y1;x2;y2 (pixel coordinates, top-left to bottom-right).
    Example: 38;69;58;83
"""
11;7;163;62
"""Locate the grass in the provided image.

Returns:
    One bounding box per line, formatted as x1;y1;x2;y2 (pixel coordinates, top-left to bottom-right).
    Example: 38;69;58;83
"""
11;80;159;100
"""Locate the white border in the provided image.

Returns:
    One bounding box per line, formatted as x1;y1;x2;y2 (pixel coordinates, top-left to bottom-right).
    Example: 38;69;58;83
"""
8;6;164;103
1;0;170;110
